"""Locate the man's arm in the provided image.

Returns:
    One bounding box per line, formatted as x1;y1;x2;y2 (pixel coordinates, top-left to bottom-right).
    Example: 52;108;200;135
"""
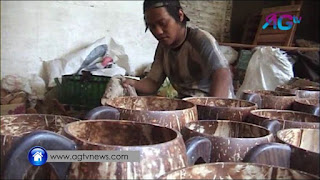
123;77;162;95
209;68;232;98
123;43;165;95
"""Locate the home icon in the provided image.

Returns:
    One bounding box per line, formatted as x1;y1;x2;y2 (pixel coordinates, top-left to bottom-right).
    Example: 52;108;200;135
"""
33;152;43;162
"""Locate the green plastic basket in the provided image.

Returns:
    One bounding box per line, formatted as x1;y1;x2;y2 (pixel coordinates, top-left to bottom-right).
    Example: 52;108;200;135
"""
55;74;111;108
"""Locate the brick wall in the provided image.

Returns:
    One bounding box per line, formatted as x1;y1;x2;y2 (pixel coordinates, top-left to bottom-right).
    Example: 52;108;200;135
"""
181;0;232;42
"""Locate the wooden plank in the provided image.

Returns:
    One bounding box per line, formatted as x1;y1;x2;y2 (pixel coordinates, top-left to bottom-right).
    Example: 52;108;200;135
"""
218;42;320;52
260;28;287;35
256;34;288;43
254;4;302;47
286;10;301;46
261;5;301;15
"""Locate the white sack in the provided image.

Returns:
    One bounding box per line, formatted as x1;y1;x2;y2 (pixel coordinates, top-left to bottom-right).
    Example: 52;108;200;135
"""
236;47;294;98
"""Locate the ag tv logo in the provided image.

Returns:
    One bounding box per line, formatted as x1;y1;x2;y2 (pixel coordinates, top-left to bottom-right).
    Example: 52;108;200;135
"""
262;12;302;31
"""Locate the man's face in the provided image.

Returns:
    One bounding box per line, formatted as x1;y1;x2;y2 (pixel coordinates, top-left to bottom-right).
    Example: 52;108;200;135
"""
145;7;183;47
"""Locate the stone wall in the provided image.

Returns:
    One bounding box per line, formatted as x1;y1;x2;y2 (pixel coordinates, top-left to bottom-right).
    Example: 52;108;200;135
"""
181;0;232;42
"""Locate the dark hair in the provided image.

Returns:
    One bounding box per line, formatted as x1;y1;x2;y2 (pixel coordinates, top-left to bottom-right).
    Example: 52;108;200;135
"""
143;0;189;32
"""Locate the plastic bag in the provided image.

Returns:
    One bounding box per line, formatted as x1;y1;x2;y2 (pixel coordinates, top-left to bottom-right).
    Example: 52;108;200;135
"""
1;75;32;94
236;47;294;98
29;75;46;100
1;74;46;108
43;37;110;87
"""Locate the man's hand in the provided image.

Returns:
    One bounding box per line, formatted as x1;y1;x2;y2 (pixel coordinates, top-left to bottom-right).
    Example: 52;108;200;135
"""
122;78;136;88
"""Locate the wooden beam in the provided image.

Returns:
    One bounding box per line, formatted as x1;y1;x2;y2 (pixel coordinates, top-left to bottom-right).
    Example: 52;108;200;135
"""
261;5;301;15
219;42;320;52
